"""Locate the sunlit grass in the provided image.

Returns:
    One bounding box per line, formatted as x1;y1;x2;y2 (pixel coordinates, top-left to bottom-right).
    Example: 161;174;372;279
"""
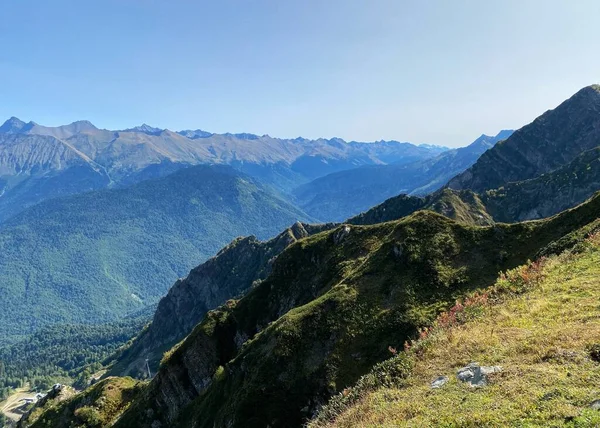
315;236;600;427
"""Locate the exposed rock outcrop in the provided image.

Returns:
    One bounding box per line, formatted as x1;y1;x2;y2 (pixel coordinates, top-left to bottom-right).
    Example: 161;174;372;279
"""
109;222;335;378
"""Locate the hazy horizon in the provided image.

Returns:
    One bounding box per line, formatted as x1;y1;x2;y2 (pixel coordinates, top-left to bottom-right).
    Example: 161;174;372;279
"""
1;1;599;147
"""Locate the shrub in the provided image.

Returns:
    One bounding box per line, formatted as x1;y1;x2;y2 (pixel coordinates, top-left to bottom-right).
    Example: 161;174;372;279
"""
312;354;412;425
74;406;104;427
587;344;600;363
495;258;547;294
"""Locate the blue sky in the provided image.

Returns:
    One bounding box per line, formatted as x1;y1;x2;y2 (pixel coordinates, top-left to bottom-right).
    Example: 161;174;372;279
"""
0;0;599;147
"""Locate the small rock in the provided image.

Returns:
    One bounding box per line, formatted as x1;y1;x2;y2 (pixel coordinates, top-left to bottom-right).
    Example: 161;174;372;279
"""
590;399;600;410
456;362;502;387
333;225;351;244
430;376;449;389
393;245;403;258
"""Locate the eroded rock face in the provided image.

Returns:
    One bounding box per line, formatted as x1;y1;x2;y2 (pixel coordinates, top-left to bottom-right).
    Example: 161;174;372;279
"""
110;222;336;378
456;362;502;387
449;85;600;193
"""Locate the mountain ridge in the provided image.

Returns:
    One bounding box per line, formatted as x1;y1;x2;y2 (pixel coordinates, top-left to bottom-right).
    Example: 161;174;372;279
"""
294;130;512;221
109;221;337;378
448;84;600;192
107;192;600;427
0;117;448;222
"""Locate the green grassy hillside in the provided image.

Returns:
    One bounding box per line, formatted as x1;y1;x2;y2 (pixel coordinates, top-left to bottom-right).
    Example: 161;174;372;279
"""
104;192;600;428
312;226;600;427
21;377;144;428
20;195;600;428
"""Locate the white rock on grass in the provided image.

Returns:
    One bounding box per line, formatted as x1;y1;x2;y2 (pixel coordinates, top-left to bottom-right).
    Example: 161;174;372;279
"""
456;362;502;387
430;376;449;389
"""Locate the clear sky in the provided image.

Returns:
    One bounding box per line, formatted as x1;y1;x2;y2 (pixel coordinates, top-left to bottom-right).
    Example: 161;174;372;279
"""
1;0;599;147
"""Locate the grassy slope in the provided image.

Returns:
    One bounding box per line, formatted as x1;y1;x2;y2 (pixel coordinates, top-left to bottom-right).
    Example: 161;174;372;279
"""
113;194;600;428
25;195;600;428
350;189;495;226
313;231;600;427
21;377;144;428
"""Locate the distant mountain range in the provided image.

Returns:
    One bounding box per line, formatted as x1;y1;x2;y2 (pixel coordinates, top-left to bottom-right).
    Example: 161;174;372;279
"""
32;84;597;428
0;118;446;222
294;130;513;221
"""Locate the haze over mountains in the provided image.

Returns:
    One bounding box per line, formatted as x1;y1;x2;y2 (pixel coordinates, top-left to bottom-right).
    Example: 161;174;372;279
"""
294;130;513;221
0;117;446;222
4;85;600;428
41;84;597;428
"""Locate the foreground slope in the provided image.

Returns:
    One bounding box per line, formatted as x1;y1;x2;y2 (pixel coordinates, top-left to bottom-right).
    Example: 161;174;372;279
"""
92;192;600;428
0;165;312;345
20;197;600;428
313;226;600;427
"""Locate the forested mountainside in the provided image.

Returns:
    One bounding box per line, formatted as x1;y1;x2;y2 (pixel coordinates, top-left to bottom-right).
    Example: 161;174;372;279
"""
0;165;312;345
22;193;600;428
448;85;600;192
294;130;512;222
0;117;445;222
110;222;336;378
0;312;150;402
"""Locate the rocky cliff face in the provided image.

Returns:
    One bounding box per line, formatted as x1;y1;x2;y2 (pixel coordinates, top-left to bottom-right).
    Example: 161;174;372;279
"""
448;85;600;192
110;221;336;378
481;146;600;222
